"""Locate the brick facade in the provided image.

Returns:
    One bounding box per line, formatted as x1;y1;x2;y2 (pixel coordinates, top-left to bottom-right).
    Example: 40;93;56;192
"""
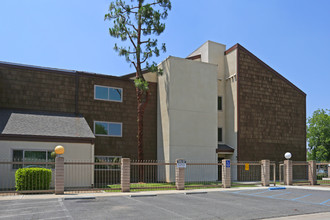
237;46;306;162
0;64;157;160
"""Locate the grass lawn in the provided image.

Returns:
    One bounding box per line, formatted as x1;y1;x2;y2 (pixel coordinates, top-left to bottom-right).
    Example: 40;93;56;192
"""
105;182;259;192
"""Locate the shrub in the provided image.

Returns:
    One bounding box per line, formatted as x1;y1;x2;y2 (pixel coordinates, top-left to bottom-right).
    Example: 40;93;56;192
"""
15;168;52;191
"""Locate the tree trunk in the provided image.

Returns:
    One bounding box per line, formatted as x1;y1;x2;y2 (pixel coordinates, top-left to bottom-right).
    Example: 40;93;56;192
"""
137;88;145;182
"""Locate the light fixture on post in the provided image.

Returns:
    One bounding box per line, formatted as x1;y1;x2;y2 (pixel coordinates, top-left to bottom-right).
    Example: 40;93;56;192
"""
54;145;65;157
284;152;292;160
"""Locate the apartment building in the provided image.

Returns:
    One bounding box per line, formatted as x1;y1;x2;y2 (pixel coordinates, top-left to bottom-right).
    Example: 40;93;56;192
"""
0;41;306;182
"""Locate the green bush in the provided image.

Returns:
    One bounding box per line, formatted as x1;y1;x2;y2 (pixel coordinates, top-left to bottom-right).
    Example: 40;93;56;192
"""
15;168;52;191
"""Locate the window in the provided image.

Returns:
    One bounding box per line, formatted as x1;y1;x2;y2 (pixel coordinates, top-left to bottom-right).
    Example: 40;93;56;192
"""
94;121;122;137
94;85;122;102
218;96;222;111
218;128;223;142
95;156;121;170
12;150;55;169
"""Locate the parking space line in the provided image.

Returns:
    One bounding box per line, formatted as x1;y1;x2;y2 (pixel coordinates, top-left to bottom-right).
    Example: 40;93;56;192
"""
291;194;312;201
320;199;330;205
58;198;73;220
268;192;292;198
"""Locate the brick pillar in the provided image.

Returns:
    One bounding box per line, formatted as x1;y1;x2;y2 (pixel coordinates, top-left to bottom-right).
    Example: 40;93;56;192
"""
175;159;185;190
222;159;231;188
308;160;317;185
284;160;292;185
261;160;270;186
55;156;64;195
121;158;130;192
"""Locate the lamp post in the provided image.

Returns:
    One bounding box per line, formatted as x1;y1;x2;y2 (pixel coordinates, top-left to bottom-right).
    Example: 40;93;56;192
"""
54;145;65;194
284;152;292;185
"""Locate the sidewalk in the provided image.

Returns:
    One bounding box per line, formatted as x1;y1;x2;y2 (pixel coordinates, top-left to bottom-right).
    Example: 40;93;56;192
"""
0;186;266;201
1;185;330;201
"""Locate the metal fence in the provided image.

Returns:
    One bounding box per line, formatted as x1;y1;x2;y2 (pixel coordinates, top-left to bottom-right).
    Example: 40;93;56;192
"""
4;158;317;196
231;162;262;186
270;162;276;186
130;160;176;191
185;162;222;189
316;162;330;185
292;161;309;184
0;160;55;196
64;160;121;193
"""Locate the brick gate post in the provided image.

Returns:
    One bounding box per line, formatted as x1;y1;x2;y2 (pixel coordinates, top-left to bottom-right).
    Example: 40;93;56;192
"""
284;160;292;185
222;159;231;188
175;159;185;190
121;158;130;192
55;156;64;195
308;160;317;185
261;160;270;186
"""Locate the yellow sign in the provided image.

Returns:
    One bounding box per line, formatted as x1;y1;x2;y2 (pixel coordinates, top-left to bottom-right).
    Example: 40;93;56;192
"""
245;163;249;171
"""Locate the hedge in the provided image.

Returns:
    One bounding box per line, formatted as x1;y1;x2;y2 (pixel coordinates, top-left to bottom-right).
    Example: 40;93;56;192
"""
15;168;52;191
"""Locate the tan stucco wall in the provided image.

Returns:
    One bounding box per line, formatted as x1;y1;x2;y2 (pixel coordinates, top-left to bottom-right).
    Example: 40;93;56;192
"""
0;141;94;189
157;56;218;181
224;49;238;179
129;71;158;83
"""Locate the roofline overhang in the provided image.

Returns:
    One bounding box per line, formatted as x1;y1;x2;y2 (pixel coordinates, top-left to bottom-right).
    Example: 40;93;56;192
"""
0;134;95;144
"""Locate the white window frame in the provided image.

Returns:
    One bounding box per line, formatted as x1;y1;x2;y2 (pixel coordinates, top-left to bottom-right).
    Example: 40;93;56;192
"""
11;149;55;170
94;121;123;137
94;155;122;171
94;85;123;102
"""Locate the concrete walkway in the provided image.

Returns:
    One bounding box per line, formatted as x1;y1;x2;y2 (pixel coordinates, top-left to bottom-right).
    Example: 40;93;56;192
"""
0;186;268;201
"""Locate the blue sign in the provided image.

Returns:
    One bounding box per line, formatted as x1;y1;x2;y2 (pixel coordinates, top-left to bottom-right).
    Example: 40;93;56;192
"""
226;160;230;168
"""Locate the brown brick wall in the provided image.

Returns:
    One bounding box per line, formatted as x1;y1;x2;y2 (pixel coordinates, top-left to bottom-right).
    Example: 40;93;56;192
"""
0;65;157;160
0;66;76;112
78;74;157;160
237;47;306;162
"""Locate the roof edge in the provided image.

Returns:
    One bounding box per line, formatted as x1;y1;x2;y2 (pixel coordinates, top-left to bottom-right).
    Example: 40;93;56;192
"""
236;44;306;96
0;134;95;144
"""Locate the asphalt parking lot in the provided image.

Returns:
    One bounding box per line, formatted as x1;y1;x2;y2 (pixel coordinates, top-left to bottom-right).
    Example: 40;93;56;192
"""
0;188;330;220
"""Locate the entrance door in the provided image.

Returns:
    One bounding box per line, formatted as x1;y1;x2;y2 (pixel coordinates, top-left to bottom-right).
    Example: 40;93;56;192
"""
218;157;224;181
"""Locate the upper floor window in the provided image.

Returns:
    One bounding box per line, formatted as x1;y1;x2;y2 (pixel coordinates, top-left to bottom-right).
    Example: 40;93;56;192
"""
94;85;122;102
94;121;122;137
218;128;223;142
218;96;222;111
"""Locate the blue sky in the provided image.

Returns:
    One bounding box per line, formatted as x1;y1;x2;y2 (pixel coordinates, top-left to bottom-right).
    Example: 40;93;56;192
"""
0;0;329;117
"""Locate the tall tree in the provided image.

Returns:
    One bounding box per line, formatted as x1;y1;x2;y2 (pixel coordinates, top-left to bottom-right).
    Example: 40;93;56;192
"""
307;109;330;161
105;0;171;171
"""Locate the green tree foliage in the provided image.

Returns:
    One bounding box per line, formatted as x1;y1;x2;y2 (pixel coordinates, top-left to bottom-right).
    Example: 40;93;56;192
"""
105;0;171;163
307;109;330;161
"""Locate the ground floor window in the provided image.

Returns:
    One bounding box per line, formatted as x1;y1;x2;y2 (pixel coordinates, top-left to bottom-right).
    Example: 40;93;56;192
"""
94;156;121;170
12;149;55;169
94;121;122;137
